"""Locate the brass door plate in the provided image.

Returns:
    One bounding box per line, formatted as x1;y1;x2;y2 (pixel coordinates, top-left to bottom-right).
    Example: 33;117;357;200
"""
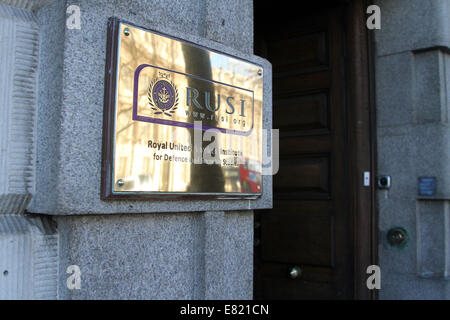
101;18;263;199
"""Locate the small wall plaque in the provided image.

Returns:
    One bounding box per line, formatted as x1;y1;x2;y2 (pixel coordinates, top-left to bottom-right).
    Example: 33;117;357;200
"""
418;177;436;196
101;18;263;199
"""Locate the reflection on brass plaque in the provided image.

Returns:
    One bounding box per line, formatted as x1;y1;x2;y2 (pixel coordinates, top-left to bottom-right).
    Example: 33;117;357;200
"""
101;18;263;199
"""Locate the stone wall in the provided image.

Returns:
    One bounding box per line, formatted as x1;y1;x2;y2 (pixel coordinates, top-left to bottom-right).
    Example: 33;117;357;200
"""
374;0;450;299
0;0;272;299
0;2;58;300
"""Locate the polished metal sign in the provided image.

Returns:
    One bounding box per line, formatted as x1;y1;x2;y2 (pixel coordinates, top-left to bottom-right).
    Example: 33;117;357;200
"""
102;19;263;199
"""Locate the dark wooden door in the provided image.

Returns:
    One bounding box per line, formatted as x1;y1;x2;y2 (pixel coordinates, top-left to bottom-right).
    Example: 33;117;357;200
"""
254;3;354;299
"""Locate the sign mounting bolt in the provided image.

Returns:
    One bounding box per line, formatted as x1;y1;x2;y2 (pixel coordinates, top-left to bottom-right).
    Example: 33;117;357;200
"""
117;179;125;187
257;69;263;76
123;28;131;36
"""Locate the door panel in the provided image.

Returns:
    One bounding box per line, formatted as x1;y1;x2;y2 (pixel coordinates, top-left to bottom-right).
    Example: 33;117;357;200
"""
261;263;335;300
279;136;331;154
254;3;353;299
267;31;328;73
261;214;334;266
274;156;330;195
274;92;329;132
274;72;330;94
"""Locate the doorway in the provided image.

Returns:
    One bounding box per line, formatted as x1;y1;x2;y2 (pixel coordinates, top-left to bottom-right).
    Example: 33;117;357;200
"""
254;0;376;299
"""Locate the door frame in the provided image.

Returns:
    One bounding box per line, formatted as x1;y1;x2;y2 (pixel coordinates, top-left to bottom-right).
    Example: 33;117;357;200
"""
345;0;377;300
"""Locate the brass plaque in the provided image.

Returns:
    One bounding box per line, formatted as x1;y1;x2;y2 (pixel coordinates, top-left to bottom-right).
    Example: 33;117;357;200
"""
102;19;263;199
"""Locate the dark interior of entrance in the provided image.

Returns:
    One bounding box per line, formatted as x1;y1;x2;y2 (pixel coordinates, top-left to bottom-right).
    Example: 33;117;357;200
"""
253;0;375;300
